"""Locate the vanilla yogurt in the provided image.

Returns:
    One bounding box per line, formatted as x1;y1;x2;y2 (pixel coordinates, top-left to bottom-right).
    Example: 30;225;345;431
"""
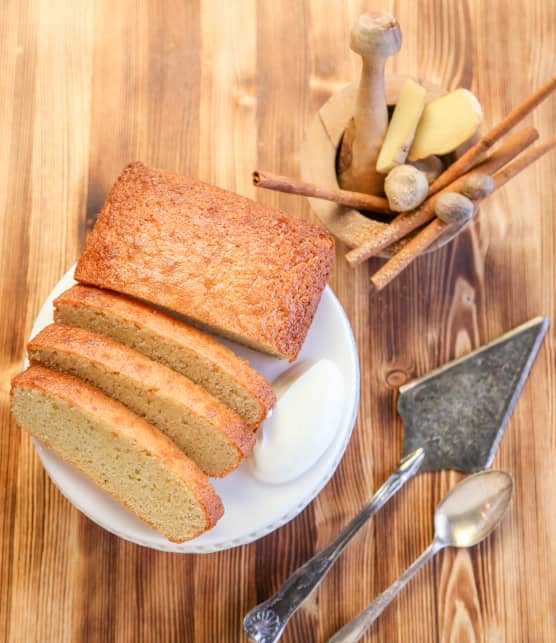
249;359;345;484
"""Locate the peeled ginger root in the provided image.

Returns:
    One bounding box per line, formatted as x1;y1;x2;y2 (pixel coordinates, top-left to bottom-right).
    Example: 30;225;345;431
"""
408;89;483;161
376;79;426;173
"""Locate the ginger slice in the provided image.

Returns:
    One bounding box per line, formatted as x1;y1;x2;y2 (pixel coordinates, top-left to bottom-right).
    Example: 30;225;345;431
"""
408;89;483;161
376;79;426;173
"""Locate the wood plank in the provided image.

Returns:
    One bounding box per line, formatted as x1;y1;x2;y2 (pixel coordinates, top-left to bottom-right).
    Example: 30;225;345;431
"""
13;1;93;640
0;2;37;633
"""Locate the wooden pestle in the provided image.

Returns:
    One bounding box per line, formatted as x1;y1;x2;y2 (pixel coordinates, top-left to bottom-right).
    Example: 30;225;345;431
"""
370;137;556;290
337;12;401;196
345;126;539;266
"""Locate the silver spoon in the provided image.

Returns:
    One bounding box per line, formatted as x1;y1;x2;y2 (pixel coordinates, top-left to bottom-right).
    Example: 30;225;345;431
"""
328;469;514;643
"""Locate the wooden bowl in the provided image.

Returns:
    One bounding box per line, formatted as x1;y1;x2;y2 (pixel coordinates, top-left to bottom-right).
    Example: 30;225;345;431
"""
300;74;466;257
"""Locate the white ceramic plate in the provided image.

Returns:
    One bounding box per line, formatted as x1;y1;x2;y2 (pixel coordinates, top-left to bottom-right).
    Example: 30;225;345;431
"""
28;265;360;553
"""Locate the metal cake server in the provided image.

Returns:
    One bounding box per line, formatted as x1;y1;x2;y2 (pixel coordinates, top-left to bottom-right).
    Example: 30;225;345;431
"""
244;317;548;643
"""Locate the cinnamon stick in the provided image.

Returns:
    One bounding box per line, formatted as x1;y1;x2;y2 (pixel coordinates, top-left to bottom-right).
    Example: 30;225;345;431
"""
252;170;392;214
370;137;556;291
345;126;539;266
370;217;449;291
428;75;556;194
491;137;556;190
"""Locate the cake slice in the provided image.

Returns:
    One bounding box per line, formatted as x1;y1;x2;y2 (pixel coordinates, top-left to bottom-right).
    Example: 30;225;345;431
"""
74;162;335;361
11;365;223;542
28;324;254;477
54;284;275;428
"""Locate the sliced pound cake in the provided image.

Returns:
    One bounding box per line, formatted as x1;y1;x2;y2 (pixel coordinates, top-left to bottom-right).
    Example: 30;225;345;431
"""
11;365;223;542
28;324;254;477
74;162;335;361
54;284;275;428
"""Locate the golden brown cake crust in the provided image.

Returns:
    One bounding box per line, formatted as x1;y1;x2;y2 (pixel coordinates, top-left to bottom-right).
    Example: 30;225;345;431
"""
28;323;255;461
54;284;276;425
74;162;335;361
11;365;224;538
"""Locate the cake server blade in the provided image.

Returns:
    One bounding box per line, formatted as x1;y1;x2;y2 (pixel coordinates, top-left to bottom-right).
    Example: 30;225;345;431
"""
398;316;549;472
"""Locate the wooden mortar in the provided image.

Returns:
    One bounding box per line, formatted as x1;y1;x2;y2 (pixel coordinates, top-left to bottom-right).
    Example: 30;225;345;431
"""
300;74;470;257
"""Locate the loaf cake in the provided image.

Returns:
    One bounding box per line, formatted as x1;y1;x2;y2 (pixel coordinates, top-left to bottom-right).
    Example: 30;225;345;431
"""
28;324;254;477
11;365;223;542
74;162;335;361
54;284;276;428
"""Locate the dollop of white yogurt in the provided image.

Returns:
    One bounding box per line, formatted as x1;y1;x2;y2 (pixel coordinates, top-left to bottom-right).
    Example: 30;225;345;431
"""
249;359;345;484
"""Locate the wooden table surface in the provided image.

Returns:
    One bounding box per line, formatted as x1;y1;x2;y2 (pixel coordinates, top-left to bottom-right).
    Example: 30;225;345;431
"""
1;1;555;641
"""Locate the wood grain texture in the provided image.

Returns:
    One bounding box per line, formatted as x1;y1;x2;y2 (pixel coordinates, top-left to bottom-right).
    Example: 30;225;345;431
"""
0;1;555;641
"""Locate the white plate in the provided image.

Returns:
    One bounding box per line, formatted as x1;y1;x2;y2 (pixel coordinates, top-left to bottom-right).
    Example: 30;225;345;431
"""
28;265;360;553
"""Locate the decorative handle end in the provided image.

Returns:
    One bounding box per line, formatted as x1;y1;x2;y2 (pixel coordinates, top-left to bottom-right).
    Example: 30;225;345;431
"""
244;606;285;643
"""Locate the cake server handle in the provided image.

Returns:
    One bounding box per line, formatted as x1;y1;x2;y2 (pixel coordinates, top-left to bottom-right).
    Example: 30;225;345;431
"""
242;448;425;643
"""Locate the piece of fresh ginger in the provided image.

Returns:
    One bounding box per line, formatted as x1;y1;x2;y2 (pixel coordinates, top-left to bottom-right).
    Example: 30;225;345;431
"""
408;89;483;161
376;79;426;173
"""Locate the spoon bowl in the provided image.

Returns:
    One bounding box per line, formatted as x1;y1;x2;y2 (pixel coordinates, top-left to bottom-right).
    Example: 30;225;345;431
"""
434;470;514;547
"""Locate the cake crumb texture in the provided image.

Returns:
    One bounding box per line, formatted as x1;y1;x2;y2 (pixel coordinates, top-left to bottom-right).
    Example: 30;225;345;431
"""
10;365;223;542
28;323;254;477
54;284;276;427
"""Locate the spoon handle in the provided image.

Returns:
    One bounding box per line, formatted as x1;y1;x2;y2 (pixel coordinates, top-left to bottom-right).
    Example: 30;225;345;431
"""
328;540;443;643
243;448;424;643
